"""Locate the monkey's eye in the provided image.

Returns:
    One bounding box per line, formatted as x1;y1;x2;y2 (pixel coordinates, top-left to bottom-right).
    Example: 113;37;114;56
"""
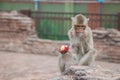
74;24;86;28
74;25;80;28
74;24;86;30
81;25;86;27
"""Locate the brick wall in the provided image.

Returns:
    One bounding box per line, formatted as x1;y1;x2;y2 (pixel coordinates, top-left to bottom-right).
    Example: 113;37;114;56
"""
0;11;35;52
93;29;120;63
94;40;120;63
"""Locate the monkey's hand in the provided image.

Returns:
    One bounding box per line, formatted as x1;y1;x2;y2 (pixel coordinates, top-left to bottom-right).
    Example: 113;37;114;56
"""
79;49;95;66
76;30;87;38
83;30;87;36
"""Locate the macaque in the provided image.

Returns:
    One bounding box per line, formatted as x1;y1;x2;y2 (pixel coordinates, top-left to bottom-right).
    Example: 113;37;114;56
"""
58;14;96;74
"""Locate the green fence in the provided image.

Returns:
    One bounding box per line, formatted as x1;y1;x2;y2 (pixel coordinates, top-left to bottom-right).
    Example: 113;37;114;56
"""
31;11;75;40
29;11;119;40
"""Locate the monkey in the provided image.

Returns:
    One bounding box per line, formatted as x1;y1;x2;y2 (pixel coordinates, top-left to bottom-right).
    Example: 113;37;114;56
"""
68;14;96;65
58;14;96;74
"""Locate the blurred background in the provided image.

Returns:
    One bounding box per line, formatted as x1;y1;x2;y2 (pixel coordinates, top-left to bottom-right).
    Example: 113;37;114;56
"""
0;0;120;40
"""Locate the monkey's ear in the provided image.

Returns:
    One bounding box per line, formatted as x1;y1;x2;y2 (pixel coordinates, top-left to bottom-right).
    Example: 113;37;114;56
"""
71;17;74;20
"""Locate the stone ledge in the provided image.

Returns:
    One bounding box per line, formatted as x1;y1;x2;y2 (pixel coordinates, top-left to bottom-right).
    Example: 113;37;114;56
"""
50;65;120;80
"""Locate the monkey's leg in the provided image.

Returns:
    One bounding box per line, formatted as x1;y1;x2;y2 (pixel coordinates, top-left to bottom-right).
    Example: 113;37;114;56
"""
59;54;65;73
79;49;96;66
69;46;81;65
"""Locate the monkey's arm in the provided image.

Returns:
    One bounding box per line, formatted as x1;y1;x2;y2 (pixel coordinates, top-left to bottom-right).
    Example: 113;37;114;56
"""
68;28;76;41
79;29;95;65
59;54;65;73
79;49;95;65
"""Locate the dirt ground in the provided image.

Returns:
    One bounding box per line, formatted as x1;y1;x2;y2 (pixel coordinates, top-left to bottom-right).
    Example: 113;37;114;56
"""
0;51;120;80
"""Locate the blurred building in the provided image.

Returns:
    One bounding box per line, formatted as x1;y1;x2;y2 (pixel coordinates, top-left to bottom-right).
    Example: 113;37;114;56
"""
0;0;120;14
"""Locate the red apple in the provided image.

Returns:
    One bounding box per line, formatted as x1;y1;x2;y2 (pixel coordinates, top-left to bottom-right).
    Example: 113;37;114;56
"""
59;45;69;54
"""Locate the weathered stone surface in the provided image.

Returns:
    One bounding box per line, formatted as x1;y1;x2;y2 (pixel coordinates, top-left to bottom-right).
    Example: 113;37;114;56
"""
50;65;120;80
92;29;120;46
0;11;35;53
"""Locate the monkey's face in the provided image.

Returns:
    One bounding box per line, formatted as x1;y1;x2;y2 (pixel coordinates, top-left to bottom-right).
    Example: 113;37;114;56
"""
74;24;86;33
